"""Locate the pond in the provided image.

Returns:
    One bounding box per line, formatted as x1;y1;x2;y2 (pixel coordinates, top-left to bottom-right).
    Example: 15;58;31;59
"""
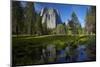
12;35;96;66
76;45;89;61
40;44;94;64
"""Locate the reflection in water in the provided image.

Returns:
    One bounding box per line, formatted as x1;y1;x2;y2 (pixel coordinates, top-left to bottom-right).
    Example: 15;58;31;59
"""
56;49;67;62
40;44;91;63
76;45;89;61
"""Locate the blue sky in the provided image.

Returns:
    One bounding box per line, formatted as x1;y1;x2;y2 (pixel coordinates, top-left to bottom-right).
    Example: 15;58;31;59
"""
34;2;90;28
21;2;90;28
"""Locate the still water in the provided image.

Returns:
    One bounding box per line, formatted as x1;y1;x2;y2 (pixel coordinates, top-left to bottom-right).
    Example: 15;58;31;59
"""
40;44;90;63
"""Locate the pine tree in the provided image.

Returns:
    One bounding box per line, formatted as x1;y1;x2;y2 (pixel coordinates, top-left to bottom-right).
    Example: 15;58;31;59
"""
85;6;96;34
12;1;24;34
67;11;81;34
24;2;36;35
56;23;66;34
35;13;43;35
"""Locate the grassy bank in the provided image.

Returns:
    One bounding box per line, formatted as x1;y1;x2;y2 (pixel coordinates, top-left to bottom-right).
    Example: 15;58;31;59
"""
12;34;96;66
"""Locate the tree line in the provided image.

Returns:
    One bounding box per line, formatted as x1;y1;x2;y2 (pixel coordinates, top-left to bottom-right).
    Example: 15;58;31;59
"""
12;1;96;36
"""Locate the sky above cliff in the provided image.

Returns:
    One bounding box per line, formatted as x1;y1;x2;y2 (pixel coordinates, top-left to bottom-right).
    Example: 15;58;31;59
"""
21;1;91;28
34;2;91;28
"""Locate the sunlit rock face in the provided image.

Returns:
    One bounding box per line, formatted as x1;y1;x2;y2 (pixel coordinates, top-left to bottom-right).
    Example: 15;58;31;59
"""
40;8;62;29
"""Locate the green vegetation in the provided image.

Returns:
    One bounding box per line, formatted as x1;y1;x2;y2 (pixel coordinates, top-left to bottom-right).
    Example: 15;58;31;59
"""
85;6;96;34
12;1;96;66
12;34;96;66
12;1;96;36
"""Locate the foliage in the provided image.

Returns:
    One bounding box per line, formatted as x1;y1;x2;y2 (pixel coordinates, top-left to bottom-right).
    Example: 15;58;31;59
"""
85;6;96;34
12;1;24;34
66;11;82;35
35;13;43;35
12;35;96;66
12;2;96;66
56;23;66;34
24;2;36;35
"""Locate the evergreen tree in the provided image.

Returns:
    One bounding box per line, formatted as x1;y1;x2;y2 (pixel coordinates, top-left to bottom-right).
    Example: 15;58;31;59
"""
67;11;81;35
85;6;96;34
24;2;36;35
35;13;43;35
56;24;66;34
12;1;24;34
71;11;81;34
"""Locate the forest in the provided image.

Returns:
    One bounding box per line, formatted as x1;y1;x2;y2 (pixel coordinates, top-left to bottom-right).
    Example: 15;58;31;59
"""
12;1;96;66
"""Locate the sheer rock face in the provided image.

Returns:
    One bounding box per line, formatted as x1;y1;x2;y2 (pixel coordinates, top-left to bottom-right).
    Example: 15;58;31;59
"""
40;8;62;29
